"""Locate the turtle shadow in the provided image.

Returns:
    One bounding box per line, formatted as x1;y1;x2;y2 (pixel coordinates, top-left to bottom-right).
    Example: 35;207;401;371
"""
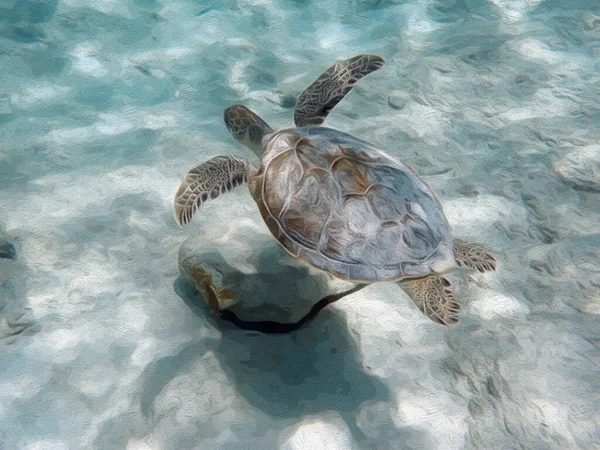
168;276;393;446
178;226;366;325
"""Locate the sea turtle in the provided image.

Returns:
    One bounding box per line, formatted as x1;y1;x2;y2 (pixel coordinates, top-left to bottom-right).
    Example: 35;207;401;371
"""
174;54;497;325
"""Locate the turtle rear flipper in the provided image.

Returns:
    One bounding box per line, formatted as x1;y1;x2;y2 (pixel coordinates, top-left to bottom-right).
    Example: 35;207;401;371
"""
224;105;274;157
294;54;385;127
400;276;461;326
454;239;498;273
174;155;254;226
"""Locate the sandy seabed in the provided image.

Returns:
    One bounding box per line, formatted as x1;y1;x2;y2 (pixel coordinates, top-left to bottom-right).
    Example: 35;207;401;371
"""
0;0;599;449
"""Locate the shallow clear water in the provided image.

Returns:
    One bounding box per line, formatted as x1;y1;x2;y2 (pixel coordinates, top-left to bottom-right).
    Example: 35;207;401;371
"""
1;1;599;449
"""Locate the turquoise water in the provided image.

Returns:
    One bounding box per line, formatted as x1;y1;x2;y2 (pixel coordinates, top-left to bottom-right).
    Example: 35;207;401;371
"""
1;1;599;449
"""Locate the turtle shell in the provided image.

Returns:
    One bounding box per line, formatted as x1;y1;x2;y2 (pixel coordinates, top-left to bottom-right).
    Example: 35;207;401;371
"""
248;127;456;282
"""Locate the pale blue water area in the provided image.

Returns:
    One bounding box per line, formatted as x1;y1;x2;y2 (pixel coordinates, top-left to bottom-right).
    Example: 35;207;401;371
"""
1;0;600;449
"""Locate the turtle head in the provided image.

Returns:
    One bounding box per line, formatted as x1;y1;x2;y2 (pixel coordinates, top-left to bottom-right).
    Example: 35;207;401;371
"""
224;105;274;157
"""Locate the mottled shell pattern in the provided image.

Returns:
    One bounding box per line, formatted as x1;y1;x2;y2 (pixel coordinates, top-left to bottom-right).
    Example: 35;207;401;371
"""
249;127;456;282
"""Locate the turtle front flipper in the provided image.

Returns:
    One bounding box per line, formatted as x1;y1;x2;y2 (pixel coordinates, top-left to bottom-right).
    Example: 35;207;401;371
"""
399;276;461;326
174;155;255;226
224;105;274;157
453;239;498;273
294;54;385;127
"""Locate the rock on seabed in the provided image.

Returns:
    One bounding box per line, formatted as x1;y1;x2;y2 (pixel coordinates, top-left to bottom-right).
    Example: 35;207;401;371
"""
553;145;600;192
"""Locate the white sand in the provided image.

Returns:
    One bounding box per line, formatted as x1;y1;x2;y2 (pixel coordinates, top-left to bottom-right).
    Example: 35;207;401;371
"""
0;1;599;449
